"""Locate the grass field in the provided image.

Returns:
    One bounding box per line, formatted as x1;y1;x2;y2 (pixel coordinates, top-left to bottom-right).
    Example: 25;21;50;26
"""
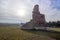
0;25;60;40
48;27;60;32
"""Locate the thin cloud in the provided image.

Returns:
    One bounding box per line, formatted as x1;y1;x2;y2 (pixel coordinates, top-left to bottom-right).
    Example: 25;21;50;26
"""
0;0;60;23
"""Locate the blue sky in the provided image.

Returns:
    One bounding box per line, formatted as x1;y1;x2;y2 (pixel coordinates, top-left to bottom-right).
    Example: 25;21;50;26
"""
51;0;60;10
0;0;60;23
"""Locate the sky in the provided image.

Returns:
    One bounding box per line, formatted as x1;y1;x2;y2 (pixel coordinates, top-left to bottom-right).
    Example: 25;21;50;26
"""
0;0;60;23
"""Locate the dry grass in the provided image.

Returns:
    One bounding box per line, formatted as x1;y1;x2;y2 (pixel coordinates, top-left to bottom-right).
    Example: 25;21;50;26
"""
0;26;56;40
48;27;60;32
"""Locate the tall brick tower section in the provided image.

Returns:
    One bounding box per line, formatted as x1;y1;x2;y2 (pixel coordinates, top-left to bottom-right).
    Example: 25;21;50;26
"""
32;5;46;27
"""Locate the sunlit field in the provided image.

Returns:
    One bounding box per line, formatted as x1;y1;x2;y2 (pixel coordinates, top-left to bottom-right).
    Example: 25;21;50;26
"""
0;25;60;40
48;27;60;32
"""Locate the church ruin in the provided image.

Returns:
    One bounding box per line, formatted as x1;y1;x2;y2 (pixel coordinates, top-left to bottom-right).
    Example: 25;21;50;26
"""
21;4;46;29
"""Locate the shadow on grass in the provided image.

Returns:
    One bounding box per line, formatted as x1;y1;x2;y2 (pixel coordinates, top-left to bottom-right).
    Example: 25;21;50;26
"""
21;29;60;40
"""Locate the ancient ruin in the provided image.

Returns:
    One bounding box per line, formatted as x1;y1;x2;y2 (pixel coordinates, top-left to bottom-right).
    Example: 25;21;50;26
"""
32;5;46;27
21;4;46;29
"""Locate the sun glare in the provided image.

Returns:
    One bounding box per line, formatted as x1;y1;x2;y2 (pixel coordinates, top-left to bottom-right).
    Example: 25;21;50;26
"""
17;9;26;17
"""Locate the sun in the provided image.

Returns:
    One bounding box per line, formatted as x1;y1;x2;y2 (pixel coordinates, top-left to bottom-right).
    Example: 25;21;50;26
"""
17;9;26;17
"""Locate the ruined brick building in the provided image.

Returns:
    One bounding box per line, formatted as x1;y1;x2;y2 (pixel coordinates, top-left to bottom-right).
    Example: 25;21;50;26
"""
21;4;46;29
32;5;46;27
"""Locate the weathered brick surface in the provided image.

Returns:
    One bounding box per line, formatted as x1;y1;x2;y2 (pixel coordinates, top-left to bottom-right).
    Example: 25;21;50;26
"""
22;4;46;29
